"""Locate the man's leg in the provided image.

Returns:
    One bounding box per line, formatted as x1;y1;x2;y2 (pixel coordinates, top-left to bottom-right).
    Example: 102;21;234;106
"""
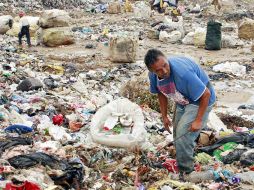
25;27;31;46
175;104;212;173
173;104;184;139
18;31;23;45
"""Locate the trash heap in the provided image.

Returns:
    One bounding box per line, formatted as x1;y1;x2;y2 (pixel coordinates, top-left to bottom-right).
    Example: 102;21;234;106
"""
0;0;100;12
0;0;254;190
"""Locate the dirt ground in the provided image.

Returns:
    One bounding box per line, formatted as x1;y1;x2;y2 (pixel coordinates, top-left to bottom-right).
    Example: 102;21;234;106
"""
26;12;254;113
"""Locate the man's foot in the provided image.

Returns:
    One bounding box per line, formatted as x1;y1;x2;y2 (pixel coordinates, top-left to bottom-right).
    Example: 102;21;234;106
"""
170;172;185;181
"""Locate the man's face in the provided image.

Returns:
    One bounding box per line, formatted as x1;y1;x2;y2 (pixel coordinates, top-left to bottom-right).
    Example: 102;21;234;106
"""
150;56;170;79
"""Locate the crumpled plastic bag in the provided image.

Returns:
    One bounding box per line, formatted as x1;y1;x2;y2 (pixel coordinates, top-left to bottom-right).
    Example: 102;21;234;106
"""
213;142;238;161
198;132;254;153
12;168;54;189
37;122;72;143
8;153;83;189
222;148;247;164
195;152;213;164
48;125;72;142
213;62;246;76
8;152;68;170
240;149;254;166
5;124;33;134
0;137;33;157
162;159;178;173
4;181;40;190
133;1;151;18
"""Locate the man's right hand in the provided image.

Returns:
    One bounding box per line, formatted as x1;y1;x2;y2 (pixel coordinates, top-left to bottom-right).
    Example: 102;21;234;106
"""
162;116;172;133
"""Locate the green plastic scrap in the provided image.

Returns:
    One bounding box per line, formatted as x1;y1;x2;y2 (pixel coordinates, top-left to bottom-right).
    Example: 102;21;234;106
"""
3;73;11;77
195;152;212;164
213;142;238;161
112;124;122;134
44;128;49;136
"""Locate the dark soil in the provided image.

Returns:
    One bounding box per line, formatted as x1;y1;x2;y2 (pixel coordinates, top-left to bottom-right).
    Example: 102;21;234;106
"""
219;113;254;129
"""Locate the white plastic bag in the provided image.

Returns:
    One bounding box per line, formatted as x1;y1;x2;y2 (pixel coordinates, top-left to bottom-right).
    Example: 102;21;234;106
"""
90;98;147;148
207;111;229;132
182;27;206;46
48;125;72;142
213;62;246;76
159;30;182;43
222;34;244;48
164;16;185;37
0;15;13;34
133;1;151;19
37;121;72;142
182;32;195;45
193;27;206;47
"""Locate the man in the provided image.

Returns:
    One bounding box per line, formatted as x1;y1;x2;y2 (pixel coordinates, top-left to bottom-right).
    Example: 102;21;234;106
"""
18;11;31;47
144;49;216;178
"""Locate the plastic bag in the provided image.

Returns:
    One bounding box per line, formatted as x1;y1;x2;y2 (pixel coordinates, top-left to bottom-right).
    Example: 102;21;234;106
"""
222;148;247;164
0;137;33;156
213;142;238;161
213;62;246;76
4;181;40;190
205;21;222;50
159;31;182;43
163;16;184;37
5;124;33;134
8;152;68;170
90;98;147;148
193;28;206;47
182;32;195;45
162;159;178;173
240;149;254;166
133;1;151;18
198;132;254;153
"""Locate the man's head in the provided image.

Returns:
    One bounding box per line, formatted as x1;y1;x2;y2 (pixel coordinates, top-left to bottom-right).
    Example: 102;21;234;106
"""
144;49;170;79
19;11;25;18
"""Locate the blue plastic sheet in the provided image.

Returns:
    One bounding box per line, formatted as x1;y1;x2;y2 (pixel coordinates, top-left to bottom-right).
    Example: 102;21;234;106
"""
5;124;33;134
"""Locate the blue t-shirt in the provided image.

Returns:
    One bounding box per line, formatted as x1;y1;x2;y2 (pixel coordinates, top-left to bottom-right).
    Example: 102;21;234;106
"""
149;56;216;106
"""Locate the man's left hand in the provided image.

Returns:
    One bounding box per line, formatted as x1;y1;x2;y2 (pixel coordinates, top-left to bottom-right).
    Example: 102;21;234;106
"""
189;119;202;132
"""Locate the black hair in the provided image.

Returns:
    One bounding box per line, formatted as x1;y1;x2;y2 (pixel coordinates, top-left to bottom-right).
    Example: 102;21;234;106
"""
144;49;165;69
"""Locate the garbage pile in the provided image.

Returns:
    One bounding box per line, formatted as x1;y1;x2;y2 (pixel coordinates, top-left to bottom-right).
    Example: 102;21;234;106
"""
0;0;254;190
0;0;100;12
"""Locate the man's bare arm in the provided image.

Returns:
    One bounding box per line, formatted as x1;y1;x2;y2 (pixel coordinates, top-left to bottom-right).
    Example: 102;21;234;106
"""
189;88;211;132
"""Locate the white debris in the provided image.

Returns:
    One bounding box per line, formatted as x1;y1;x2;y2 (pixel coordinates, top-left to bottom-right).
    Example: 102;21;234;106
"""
0;15;13;34
159;30;182;43
133;1;151;19
207;111;229;132
213;62;246;76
